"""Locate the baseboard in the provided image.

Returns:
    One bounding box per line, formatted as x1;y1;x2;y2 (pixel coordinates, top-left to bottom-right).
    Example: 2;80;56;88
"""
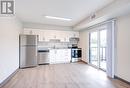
114;75;130;85
81;60;88;64
0;68;19;88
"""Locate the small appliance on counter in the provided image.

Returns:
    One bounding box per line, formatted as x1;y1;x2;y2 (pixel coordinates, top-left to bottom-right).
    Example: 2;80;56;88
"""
38;49;50;65
71;48;82;62
20;35;38;68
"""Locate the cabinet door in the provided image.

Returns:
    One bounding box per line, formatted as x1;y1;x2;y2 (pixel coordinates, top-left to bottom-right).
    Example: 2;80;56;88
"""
63;31;69;42
66;32;73;42
73;32;79;37
55;31;64;42
24;29;44;41
49;49;71;64
50;49;61;64
66;49;71;63
49;50;56;64
44;31;56;41
24;29;35;35
55;49;63;63
68;32;79;38
24;29;31;35
37;30;45;42
63;49;71;63
55;49;71;63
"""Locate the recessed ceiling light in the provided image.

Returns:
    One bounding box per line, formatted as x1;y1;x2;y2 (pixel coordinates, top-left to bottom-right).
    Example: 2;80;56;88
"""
45;16;72;21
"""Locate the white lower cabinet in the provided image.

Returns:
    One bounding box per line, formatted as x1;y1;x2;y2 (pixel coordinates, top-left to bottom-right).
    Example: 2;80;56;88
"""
49;49;57;64
49;49;71;64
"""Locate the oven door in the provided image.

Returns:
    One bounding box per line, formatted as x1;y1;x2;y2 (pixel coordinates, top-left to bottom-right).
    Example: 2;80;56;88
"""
71;49;82;58
77;50;82;58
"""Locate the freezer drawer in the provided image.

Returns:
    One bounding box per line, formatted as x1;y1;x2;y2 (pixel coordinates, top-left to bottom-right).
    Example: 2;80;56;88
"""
20;46;37;68
20;35;38;46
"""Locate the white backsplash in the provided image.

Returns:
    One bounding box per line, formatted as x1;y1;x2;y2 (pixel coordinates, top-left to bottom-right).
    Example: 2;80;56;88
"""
38;42;75;49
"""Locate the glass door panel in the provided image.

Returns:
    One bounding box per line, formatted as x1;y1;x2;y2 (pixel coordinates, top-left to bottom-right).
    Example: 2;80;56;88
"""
99;29;107;70
89;28;107;71
89;32;98;67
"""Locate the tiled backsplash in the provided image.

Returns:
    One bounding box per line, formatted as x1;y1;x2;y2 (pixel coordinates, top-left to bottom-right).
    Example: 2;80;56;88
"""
38;41;77;49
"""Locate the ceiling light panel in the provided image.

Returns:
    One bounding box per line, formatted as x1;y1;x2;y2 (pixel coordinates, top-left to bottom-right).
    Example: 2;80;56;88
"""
45;16;72;21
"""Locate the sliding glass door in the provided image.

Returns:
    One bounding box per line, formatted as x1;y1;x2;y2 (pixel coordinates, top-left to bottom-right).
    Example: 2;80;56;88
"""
89;28;107;71
99;29;107;70
89;31;98;67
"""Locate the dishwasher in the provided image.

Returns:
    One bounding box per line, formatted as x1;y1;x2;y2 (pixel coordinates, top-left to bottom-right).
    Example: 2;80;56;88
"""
38;50;50;65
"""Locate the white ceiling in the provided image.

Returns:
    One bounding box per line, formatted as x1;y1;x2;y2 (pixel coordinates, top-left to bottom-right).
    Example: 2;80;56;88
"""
16;0;115;27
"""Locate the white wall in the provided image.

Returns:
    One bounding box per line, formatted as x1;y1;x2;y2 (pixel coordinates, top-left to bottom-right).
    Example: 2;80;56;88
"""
116;14;130;82
23;22;73;31
79;14;130;82
74;0;130;30
0;17;23;84
79;30;89;62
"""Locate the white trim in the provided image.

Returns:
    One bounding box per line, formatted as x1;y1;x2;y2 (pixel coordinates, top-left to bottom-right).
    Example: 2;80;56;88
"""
0;68;19;87
89;27;107;71
80;19;116;32
112;20;116;78
87;19;116;78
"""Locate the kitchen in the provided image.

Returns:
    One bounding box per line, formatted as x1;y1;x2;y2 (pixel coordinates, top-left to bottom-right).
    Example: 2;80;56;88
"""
20;29;81;68
0;0;130;88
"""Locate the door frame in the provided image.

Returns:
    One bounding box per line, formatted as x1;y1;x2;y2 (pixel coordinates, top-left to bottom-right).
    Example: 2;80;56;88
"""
88;20;116;78
89;25;107;71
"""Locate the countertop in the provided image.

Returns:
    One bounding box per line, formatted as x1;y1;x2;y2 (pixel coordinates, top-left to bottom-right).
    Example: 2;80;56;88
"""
38;47;71;51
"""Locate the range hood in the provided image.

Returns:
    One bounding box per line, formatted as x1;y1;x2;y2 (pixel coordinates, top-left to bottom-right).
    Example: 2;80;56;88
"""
69;37;79;42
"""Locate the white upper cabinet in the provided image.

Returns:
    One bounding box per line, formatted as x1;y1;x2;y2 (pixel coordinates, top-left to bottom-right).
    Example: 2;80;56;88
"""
56;31;69;42
23;28;79;42
24;29;32;35
36;30;45;41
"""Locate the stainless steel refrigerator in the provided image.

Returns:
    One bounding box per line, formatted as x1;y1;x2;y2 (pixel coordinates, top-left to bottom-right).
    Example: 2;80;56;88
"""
20;35;38;68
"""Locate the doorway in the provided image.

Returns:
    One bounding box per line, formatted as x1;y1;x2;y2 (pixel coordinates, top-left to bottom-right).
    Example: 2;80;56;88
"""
89;27;107;71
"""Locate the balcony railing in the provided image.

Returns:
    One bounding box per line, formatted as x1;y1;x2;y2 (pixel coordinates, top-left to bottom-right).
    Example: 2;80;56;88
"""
90;47;106;61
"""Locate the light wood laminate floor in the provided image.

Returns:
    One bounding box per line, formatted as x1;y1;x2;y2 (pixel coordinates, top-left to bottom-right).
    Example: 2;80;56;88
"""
2;62;130;88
